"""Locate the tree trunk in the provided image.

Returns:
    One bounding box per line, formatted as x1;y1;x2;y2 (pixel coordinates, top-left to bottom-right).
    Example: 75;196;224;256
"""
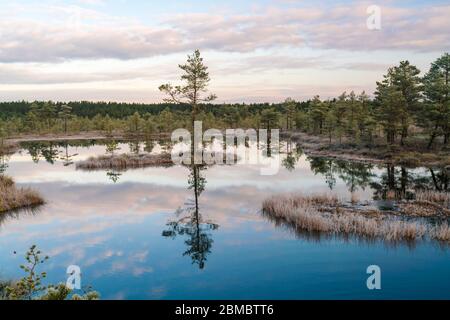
427;129;437;149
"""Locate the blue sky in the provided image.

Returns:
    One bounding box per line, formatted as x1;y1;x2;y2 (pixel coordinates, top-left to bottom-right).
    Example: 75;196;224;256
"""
0;0;449;103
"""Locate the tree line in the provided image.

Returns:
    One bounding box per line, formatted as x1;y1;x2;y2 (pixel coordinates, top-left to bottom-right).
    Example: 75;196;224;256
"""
0;52;448;150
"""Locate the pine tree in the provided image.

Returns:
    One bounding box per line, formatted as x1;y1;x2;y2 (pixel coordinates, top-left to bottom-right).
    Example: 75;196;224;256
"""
421;53;450;147
58;104;72;133
308;96;328;134
388;61;422;145
284;97;296;130
159;50;216;130
375;84;405;144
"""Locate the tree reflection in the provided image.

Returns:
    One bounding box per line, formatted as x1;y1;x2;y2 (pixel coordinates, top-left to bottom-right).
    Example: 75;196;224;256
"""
106;170;122;183
0;154;9;175
309;157;374;193
281;139;302;171
335;160;374;193
128;140;141;155
21;141;61;164
309;156;449;200
308;157;338;190
371;165;449;199
162;164;218;269
58;141;78;167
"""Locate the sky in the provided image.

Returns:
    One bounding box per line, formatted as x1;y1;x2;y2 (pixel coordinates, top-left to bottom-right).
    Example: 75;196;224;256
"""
0;0;449;103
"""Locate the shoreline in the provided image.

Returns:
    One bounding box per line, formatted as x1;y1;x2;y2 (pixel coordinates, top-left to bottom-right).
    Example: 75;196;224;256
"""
3;130;450;168
5;131;170;144
287;131;450;168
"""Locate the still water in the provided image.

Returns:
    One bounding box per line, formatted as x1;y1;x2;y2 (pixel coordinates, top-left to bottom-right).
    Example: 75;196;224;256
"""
0;139;449;299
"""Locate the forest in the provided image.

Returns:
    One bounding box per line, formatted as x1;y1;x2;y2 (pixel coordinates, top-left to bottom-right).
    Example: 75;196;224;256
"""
0;53;449;155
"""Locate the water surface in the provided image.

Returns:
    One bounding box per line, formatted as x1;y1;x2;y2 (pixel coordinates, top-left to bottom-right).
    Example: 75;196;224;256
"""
0;139;449;299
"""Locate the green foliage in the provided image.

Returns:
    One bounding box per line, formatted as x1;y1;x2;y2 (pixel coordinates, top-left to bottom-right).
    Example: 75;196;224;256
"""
5;244;49;300
58;104;72;133
284;97;297;130
375;60;422;145
2;245;99;300
260;108;280;130
421;53;450;147
159;50;217;123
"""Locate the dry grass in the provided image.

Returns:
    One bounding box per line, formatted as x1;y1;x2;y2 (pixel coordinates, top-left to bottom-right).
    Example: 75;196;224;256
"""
431;223;450;242
76;153;173;171
289;131;450;167
415;190;450;207
262;193;449;243
397;191;450;217
0;175;44;213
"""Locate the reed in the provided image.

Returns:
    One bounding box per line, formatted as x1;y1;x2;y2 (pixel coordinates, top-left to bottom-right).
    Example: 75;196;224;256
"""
76;153;173;170
0;176;44;213
432;223;450;242
262;193;448;243
415;190;450;208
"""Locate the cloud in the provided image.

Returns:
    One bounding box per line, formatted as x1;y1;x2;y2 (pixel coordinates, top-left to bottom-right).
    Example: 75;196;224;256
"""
0;2;449;63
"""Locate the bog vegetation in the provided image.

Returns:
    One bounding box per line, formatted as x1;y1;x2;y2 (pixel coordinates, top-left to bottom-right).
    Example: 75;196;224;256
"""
0;245;99;300
0;175;44;213
262;193;450;243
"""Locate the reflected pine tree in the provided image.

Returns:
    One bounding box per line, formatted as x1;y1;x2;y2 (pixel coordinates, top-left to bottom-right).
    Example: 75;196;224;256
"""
428;167;449;191
21;142;60;164
371;165;413;199
128;140;141;155
106;170;122;183
335;160;374;193
281;139;302;171
371;165;449;199
58;142;78;167
144;140;155;153
162;164;218;269
309;157;374;194
40;143;59;164
308;157;338;190
0;154;9;175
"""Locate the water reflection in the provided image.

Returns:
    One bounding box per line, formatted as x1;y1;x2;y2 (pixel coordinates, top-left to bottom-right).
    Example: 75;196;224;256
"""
15;139;450;199
59;142;79;167
281;138;303;172
309;157;374;194
1;139;449;299
370;165;449;200
0;154;9;174
307;156;449;202
20;140;98;164
162;164;219;269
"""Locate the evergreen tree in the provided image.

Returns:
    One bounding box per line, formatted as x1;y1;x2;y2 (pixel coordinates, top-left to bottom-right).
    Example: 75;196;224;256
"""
58;104;72;133
159;50;216;129
421;53;450;147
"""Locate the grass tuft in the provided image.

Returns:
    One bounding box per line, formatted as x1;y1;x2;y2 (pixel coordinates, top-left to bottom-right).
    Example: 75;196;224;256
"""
0;176;44;213
76;153;173;171
262;193;449;243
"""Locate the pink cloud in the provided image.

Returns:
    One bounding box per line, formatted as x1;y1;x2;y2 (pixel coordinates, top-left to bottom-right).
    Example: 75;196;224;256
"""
0;3;448;63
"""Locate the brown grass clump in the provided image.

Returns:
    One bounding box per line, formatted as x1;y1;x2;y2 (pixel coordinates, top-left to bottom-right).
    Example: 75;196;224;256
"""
76;153;173;171
262;193;448;243
397;190;450;217
415;190;450;207
431;223;450;242
0;176;44;213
